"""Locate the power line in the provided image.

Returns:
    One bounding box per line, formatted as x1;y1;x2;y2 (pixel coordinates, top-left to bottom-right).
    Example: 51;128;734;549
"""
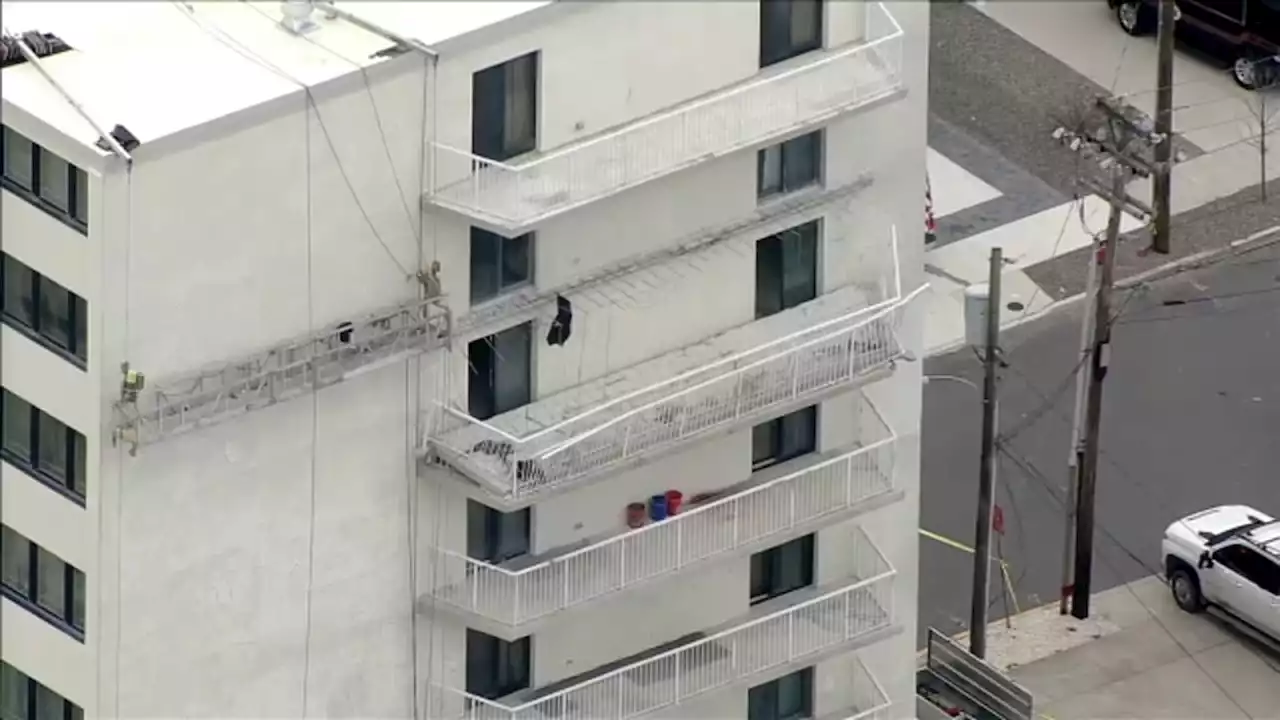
995;442;1262;718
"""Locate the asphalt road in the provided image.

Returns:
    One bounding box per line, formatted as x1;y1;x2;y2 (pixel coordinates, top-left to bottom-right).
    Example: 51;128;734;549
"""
917;239;1280;641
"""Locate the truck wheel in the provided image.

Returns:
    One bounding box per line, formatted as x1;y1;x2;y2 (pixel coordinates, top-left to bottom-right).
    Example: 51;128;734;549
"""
1170;568;1205;613
1116;2;1152;36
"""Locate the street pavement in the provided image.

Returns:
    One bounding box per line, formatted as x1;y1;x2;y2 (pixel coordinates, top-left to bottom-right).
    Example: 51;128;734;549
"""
917;237;1280;641
979;576;1280;719
928;1;1280;315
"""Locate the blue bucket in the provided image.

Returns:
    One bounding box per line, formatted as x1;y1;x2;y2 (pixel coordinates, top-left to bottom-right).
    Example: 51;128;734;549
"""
649;494;669;521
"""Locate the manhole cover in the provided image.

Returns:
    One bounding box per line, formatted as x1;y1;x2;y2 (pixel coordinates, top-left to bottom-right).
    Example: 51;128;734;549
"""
1007;301;1026;312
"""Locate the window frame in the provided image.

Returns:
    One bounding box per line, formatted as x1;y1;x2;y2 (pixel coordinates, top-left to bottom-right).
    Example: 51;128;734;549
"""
759;0;825;68
757;131;823;200
471;52;539;162
0;388;88;504
467;500;532;564
749;534;816;605
1;661;84;720
0;525;86;641
0;254;89;368
1213;543;1280;594
465;629;532;701
467;322;534;421
748;667;815;720
754;220;820;320
470;227;534;305
0;125;89;233
751;406;818;471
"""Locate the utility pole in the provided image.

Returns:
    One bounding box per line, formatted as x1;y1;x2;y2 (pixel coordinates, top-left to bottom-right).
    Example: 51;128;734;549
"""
1152;0;1177;254
1068;96;1160;618
969;247;1002;658
1058;233;1099;615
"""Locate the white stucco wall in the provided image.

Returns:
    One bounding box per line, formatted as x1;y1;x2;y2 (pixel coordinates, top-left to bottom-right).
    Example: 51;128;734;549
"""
2;1;927;718
0;105;108;715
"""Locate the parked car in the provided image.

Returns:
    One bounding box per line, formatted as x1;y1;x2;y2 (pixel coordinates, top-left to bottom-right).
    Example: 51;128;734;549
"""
1107;0;1280;89
1162;504;1280;641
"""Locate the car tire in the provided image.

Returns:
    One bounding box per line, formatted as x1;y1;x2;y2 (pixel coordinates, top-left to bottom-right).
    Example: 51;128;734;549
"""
1116;2;1152;36
1232;53;1277;92
1170;568;1206;613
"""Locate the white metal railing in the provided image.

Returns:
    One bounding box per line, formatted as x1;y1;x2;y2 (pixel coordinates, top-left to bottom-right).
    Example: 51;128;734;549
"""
841;657;894;720
428;277;922;499
431;529;895;720
426;2;905;230
424;438;898;626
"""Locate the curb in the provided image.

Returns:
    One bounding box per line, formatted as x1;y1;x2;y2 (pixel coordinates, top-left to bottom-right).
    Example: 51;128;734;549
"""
925;223;1280;359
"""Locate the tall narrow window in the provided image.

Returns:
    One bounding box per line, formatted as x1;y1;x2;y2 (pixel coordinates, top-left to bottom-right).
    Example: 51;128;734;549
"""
2;126;34;190
466;629;531;701
472;53;539;161
755;221;818;319
467;500;531;564
1;254;89;365
752;406;817;471
470;228;533;304
37;148;70;212
1;388;88;501
1;661;84;720
750;534;815;604
760;0;824;68
467;322;533;421
758;131;822;199
748;667;814;720
0;524;86;639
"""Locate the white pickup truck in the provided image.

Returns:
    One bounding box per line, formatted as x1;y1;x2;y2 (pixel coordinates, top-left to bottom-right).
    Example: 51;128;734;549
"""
1162;505;1280;640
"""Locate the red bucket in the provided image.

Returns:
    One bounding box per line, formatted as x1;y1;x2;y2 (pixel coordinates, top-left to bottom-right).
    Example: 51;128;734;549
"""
665;490;684;516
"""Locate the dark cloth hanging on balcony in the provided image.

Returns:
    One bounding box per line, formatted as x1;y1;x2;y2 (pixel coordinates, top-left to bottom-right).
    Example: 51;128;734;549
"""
546;294;573;346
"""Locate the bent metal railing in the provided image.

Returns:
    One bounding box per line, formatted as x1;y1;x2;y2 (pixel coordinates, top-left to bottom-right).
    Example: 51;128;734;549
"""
431;529;895;720
425;437;898;626
426;2;905;230
427;272;922;500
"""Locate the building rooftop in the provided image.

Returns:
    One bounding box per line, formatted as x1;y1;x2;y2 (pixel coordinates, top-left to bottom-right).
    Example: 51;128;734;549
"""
0;1;551;151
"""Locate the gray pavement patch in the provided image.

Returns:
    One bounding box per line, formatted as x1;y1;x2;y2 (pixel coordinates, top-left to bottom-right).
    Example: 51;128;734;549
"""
929;115;1067;247
1024;178;1280;300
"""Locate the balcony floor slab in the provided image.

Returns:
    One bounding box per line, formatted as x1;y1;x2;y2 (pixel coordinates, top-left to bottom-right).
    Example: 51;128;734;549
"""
420;444;902;638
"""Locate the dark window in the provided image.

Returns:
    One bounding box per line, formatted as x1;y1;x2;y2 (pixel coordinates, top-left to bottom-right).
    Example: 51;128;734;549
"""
1;254;89;365
750;534;815;605
468;500;531;564
1;126;89;232
752;406;817;471
468;322;533;421
760;0;823;68
1213;544;1280;595
758;132;822;199
472;53;538;162
2;660;85;720
471;228;533;304
0;525;86;640
755;220;818;319
465;629;531;701
0;388;88;502
748;667;814;720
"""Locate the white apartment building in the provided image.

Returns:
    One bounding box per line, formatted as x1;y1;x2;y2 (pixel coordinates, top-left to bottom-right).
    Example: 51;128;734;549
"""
0;1;928;718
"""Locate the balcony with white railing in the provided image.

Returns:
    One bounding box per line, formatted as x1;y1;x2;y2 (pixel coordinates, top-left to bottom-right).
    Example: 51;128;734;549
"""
424;425;899;630
425;266;925;502
815;658;894;720
429;528;896;720
425;2;906;233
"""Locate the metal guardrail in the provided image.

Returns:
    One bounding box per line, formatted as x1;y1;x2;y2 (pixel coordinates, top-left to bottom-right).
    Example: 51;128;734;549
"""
426;2;905;230
432;529;895;720
924;628;1034;720
425;438;898;626
428;272;922;501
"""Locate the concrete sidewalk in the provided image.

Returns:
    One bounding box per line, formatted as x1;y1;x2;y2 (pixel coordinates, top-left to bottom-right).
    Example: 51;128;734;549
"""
970;576;1280;719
